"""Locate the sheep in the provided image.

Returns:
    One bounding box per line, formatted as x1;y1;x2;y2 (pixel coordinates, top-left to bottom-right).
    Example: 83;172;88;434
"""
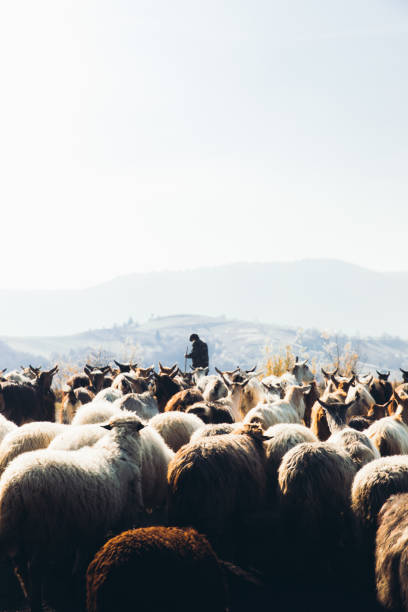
66;371;91;391
167;423;267;559
351;456;408;536
111;372;150;395
347;416;373;431
85;366;110;394
0;366;58;425
185;401;233;424
244;384;311;428
190;423;238;442
328;428;379;470
164;388;204;412
375;493;408;611
151;371;183;412
93;388;122;403
261;359;314;389
369;371;393;405
351;455;408;593
4;370;32;385
278;442;358;587
0;413;148;611
0;413;17;445
158;362;178;376
241;376;267;415
57;386;95;424
347;400;392;433
202;376;229;402
48;424;108;451
86;526;228;612
113;391;159;421
310;387;347;441
263;423;317;488
149;411;204;452
365;391;408;456
0;421;68;475
138;425;175;510
71;401;122;426
303;379;320;428
346;382;375;417
207;377;251;421
315;397;379;469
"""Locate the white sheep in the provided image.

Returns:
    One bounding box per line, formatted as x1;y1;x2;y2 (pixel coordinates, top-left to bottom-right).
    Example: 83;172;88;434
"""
0;413;147;611
0;421;68;475
4;370;32;385
244;385;311;427
48;424;108;451
190;423;238;442
0;414;17;445
263;423;317;484
149;411;204;452
72;401;121;425
365;397;408;456
138;425;174;509
93;388;122;403
113;391;159;421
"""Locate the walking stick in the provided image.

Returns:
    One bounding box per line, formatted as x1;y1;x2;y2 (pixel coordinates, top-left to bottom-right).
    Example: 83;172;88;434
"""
184;345;188;374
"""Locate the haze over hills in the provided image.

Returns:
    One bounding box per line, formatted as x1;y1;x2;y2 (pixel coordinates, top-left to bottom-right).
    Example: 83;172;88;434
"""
0;259;406;337
2;314;408;378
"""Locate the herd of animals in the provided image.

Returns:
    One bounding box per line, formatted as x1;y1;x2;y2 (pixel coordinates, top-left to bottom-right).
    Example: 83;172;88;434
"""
1;360;408;610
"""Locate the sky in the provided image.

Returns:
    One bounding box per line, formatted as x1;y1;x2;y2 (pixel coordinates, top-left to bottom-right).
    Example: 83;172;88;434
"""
0;0;407;289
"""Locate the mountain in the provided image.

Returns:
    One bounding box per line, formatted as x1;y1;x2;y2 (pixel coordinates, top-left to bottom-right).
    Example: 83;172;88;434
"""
0;259;406;337
2;314;408;380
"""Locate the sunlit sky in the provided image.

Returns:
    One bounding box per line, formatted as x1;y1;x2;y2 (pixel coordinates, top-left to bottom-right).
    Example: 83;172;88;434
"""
0;0;407;289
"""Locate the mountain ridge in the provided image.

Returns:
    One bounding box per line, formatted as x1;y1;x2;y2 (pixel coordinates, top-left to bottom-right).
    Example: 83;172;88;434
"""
0;259;405;337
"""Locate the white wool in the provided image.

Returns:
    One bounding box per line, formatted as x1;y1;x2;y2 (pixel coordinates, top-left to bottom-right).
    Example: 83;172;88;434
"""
0;414;146;559
149;412;204;452
0;414;17;445
72;401;121;425
113;392;159;421
93;388;122;403
48;424;108;451
0;422;68;475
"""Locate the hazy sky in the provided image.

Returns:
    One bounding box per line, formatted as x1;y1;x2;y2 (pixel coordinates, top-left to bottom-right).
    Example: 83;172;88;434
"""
1;0;407;289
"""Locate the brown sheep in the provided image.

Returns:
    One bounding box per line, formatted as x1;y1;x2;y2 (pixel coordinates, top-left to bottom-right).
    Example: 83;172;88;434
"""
366;390;408;456
376;493;408;611
86;527;228;612
164;388;204;412
152;372;183;412
186;401;233;424
57;387;94;424
278;442;358;587
167;424;267;559
310;388;346;441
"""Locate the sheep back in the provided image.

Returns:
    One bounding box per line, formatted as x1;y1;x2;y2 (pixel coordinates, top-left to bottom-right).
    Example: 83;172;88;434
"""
86;526;227;612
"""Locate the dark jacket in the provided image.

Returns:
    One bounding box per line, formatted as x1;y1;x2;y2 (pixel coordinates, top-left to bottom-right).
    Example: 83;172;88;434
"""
186;339;209;369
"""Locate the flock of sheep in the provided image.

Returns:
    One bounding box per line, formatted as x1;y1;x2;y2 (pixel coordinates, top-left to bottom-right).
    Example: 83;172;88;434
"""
1;360;408;610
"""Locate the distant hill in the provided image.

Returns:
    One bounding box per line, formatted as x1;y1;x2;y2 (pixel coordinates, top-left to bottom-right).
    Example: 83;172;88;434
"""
2;314;408;378
0;259;406;337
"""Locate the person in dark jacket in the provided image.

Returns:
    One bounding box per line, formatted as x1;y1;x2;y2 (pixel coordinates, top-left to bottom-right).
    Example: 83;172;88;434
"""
185;334;209;369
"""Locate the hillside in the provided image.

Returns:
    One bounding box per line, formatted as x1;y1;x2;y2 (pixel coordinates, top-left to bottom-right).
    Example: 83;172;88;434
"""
2;314;408;378
1;259;407;337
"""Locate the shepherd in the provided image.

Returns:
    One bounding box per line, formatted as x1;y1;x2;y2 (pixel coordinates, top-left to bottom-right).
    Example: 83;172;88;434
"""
185;333;209;369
